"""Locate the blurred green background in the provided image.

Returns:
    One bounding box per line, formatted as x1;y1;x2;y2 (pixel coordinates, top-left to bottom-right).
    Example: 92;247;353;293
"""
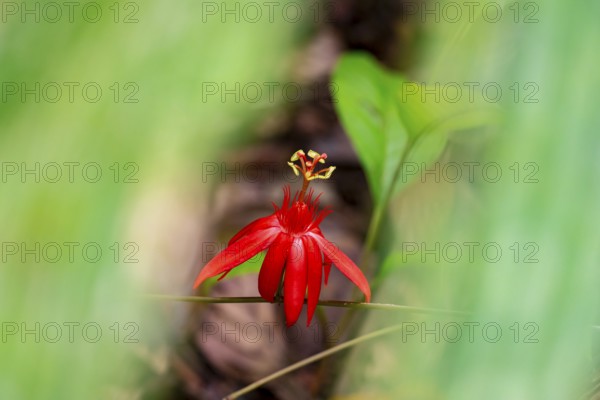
335;1;600;399
1;0;598;399
0;0;307;398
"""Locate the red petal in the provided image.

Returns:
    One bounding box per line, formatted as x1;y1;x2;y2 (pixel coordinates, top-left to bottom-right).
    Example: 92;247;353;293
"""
284;237;307;326
323;255;332;285
303;236;322;326
228;214;280;246
193;227;279;289
310;233;371;302
311;228;332;285
258;233;292;302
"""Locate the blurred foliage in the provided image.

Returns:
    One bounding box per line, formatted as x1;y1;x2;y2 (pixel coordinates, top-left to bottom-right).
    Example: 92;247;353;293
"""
334;0;600;399
0;0;308;398
333;52;499;208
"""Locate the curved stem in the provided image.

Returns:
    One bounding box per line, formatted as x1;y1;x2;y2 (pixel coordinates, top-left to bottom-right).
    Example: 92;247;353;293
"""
358;201;386;269
222;324;405;400
336;139;415;336
359;137;414;275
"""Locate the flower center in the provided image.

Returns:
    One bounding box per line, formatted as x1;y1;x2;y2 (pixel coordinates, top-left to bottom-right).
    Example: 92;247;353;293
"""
281;202;311;235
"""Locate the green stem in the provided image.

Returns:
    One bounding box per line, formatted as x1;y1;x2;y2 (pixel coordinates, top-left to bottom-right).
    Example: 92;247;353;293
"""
337;140;415;336
359;138;414;275
357;201;386;269
323;140;415;396
222;324;405;400
144;295;468;316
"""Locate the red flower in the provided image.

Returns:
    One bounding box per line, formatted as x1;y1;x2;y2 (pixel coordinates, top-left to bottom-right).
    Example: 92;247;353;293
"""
193;150;371;326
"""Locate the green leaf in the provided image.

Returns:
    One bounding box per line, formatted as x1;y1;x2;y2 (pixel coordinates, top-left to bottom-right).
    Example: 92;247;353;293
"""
399;108;501;191
204;251;266;289
334;53;502;205
333;53;410;206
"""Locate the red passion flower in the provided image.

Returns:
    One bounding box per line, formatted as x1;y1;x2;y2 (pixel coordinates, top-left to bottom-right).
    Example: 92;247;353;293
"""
193;150;371;326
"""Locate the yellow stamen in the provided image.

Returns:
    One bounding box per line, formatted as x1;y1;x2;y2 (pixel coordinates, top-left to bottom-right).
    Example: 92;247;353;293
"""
307;150;320;159
287;162;300;176
320;166;335;179
290;150;305;161
287;150;336;195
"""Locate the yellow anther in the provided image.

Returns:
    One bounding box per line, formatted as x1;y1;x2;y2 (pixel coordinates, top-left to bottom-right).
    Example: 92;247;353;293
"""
287;162;300;176
313;167;335;180
322;166;335;179
290;150;305;161
307;150;320;159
